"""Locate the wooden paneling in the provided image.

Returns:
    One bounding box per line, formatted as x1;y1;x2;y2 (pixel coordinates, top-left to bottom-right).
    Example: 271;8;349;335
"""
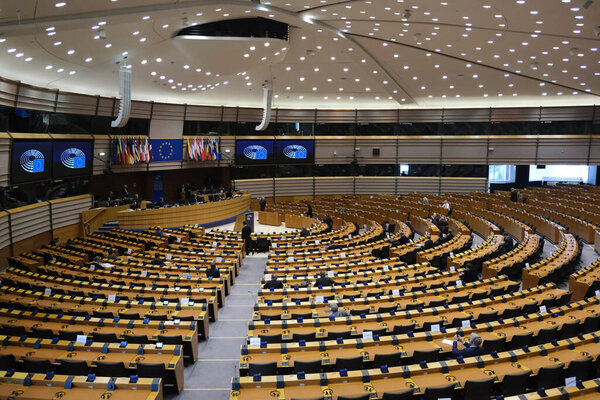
50;195;93;229
0;134;10;186
116;194;251;229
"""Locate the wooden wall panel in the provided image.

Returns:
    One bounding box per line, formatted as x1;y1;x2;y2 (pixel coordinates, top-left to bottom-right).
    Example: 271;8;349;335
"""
536;136;591;164
396;137;442;164
440;178;488;193
488;136;538;164
50;195;93;229
355;177;396;194
0;212;10;255
0;134;10;186
397;177;440;194
315;177;354;195
9;203;51;243
233;178;274;198
441;136;488;165
274;178;314;197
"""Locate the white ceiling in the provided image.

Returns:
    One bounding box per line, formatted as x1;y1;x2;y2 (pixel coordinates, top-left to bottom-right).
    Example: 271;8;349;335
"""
0;0;598;110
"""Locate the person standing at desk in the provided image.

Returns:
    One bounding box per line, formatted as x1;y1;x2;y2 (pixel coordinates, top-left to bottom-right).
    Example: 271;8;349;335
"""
307;203;313;218
259;197;267;211
452;332;484;357
241;221;252;255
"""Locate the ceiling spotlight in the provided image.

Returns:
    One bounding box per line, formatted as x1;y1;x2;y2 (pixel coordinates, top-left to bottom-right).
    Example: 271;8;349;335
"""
402;9;412;19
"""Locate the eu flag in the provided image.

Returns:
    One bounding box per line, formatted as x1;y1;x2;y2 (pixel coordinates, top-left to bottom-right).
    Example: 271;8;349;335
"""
151;140;183;162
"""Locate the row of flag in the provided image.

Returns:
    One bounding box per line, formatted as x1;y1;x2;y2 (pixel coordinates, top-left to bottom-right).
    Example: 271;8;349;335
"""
112;137;221;164
185;137;221;161
113;137;152;165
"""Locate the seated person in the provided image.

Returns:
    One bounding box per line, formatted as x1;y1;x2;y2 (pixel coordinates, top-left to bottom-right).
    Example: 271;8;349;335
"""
151;253;164;266
205;261;220;278
423;238;434;249
155;227;164;238
329;302;350;318
300;227;310;238
314;272;335;287
452;332;484;357
263;274;283;289
107;248;118;261
459;262;479;283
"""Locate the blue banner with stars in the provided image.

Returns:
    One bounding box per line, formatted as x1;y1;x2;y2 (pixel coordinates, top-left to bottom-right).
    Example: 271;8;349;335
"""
151;139;183;162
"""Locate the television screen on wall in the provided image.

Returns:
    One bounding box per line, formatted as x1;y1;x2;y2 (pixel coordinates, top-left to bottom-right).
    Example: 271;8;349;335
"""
11;139;53;184
275;139;315;164
52;140;94;178
235;140;275;165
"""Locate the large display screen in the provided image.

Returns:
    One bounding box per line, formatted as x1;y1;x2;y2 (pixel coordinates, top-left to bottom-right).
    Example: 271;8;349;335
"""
52;140;94;178
275;139;315;164
235;140;275;165
11;140;53;184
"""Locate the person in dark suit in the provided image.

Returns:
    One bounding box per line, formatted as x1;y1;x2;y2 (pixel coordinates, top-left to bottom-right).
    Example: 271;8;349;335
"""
423;238;434;249
460;262;479;283
263;274;283;289
241;221;252;255
323;214;333;228
152;253;164;266
205;261;220;278
300;227;310;238
452;332;484;357
307;204;313;218
314;272;335;287
122;185;129;198
259;197;267;211
510;188;518;202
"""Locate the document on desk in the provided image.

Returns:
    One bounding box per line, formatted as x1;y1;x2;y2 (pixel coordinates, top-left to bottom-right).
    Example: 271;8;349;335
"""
441;339;454;346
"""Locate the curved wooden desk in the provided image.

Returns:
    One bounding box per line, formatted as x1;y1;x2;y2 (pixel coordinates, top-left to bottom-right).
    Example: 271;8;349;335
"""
116;194;251;229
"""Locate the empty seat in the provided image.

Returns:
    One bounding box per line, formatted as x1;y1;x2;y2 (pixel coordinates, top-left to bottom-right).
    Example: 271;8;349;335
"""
31;327;55;339
338;395;371;400
536;326;558;345
22;359;54;373
291;313;313;320
533;364;564;390
96;361;129;377
566;358;593;381
0;354;16;370
582;315;600;334
380;389;414;400
500;370;532;397
58;330;84;341
482;336;506;353
92;311;114;319
334;356;363;371
58;360;89;375
2;324;26;337
118;312;140;319
508;332;533;350
422;383;455;400
392;324;415;335
501;307;522;319
412;349;440;364
559;321;580;340
123;334;149;344
92;332;119;343
463;377;495;400
258;334;282;343
248;362;277;376
137;363;169;390
292;332;316;342
476;311;498;323
293;360;322;374
327;331;352;340
157;335;183;344
373;352;402;368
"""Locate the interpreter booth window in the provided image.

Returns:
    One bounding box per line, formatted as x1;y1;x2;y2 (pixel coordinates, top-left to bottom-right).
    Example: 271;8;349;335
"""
529;165;597;185
489;165;516;183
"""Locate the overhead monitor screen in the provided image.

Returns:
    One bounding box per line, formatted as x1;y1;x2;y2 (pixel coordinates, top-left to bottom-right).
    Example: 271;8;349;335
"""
11;140;52;184
235;140;275;165
275;139;315;164
52;140;94;178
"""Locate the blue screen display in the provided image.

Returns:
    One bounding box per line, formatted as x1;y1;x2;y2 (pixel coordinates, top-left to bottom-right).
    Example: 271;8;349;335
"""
235;140;275;165
11;140;53;184
53;140;94;178
275;140;315;164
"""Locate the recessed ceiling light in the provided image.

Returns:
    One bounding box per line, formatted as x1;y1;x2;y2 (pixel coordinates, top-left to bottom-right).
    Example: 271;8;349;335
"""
55;2;66;7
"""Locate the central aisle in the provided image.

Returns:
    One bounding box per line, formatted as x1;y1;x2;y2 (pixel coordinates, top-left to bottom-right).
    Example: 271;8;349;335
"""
166;255;268;400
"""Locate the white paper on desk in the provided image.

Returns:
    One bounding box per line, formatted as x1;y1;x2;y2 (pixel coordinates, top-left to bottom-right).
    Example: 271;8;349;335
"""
76;335;87;344
217;257;223;262
341;253;346;257
525;262;530;268
315;240;320;245
127;248;132;254
455;280;463;287
383;265;389;271
565;377;576;388
180;298;189;305
462;320;471;328
108;294;116;301
212;242;218;247
430;324;440;332
90;265;95;271
450;252;454;257
596;290;600;297
44;288;52;295
198;287;205;292
315;296;324;303
539;305;547;313
249;337;261;346
174;319;181;325
177;237;181;243
175;286;180;291
441;339;454;346
156;342;163;349
166;254;172;260
288;256;294;262
392;289;400;296
141;270;148;277
327;271;335;277
101;263;114;269
362;331;373;340
264;274;272;280
450;266;455;272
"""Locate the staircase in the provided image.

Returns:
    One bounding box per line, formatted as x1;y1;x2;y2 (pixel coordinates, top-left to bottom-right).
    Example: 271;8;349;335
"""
95;221;120;235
